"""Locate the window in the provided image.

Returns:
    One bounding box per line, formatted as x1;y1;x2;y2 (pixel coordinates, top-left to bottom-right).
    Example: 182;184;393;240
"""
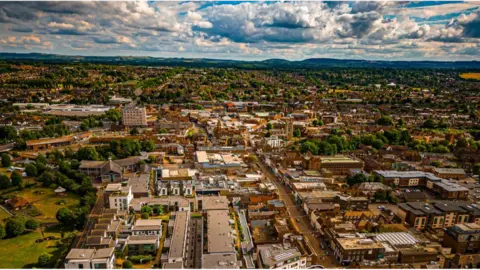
78;264;84;269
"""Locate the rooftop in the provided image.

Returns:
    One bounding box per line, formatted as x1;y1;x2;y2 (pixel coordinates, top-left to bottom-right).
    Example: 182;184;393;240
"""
336;238;384;250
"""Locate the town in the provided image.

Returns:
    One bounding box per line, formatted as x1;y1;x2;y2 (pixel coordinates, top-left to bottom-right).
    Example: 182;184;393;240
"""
0;61;479;270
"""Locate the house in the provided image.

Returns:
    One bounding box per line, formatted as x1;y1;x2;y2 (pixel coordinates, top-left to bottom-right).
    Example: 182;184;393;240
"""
257;244;306;269
433;168;466;179
333;238;385;263
6;196;29;210
126;235;160;256
79;160;122;183
64;248;115;269
132;219;162;236
103;184;133;210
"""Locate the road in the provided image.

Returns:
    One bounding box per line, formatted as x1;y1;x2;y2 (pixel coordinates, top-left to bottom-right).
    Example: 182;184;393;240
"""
251;152;338;267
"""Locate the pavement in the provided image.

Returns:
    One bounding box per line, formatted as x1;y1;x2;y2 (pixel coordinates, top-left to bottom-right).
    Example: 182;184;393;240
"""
251;152;339;267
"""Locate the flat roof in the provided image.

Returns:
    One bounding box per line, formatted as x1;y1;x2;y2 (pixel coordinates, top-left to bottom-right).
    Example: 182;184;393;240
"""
336;238;384;250
202;253;238;269
168;211;188;259
258;245;302;267
196;151;209;163
207;210;235;254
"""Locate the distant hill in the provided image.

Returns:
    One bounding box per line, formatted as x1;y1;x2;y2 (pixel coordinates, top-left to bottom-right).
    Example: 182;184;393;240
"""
0;52;479;69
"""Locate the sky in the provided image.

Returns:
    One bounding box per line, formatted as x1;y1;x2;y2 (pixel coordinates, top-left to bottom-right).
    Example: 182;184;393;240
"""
0;1;479;61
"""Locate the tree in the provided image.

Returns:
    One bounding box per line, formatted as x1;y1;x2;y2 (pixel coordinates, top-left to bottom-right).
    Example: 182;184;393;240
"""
293;128;301;138
153;205;165;216
374;190;388;201
397;119;405;128
0;224;5;239
37;171;55;187
0;173;11;189
346;173;367;186
141;212;150;219
25;163;38;177
473;163;480;175
141;205;153;215
77;147;101;161
5;217;26;237
130;128;139;135
56;208;76;226
371;139;385;149
422;119;437;129
10;171;22;188
36;154;47;165
25;219;40;230
141;140;155;152
432;145;450;153
376;115;393;126
266;123;273;130
123;260;133;269
37;252;52;267
1;153;11;167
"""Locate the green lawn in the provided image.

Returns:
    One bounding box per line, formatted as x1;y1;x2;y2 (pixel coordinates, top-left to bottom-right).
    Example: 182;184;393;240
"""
0;207;12;223
0;226;64;268
6;187;81;223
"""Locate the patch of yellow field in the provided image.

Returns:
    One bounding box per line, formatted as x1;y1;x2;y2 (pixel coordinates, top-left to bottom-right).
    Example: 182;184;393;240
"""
460;73;480;80
328;89;353;93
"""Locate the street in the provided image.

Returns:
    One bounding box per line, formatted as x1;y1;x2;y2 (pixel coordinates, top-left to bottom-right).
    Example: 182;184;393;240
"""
252;152;338;267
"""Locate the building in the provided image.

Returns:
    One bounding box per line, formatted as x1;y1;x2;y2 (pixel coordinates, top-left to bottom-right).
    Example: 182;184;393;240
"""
443;223;480;254
206;209;235;254
26;135;75;151
79;160;123;183
132;219;163;236
333;238;385;263
334;194;369;211
126;235;160;256
202;253;239;269
303;154;364;175
397;201;478;230
104;184;133;210
375;170;469;199
167;211;189;264
122;105;147;127
257;244;307;269
64;248;115;269
433;168;466;179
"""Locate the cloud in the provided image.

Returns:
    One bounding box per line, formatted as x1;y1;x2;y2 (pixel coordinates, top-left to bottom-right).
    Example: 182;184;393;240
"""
0;1;477;60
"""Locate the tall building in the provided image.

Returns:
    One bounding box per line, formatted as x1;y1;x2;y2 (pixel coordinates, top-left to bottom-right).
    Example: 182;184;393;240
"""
122;105;147;127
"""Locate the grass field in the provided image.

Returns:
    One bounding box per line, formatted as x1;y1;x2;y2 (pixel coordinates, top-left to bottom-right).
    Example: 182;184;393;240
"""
0;225;64;268
0;207;12;222
460;73;480;80
6;187;81;223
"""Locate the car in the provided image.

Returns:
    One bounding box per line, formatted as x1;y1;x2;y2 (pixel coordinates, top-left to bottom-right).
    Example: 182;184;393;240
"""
296;218;301;222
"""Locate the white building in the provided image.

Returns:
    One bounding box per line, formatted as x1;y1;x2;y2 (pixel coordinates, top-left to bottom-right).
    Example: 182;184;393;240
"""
64;248;115;269
132;219;163;236
106;184;133;211
122;105;147;127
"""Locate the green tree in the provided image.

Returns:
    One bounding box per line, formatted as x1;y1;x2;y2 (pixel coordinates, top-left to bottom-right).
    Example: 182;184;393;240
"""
10;171;22;188
473;163;480;175
266;123;273;130
77;147;101;161
1;153;11;167
397;119;405;128
0;173;11;189
36;154;47;165
0;224;6;239
422;119;437;129
5;217;26;237
141;205;153;215
25;163;38;177
374;190;388;201
37;171;55;187
376;115;393;126
123;260;133;269
25;219;40;230
37;252;52;267
346;173;367;186
56;208;76;226
141;140;155;152
130;128;139;135
293;128;301;138
141;212;150;219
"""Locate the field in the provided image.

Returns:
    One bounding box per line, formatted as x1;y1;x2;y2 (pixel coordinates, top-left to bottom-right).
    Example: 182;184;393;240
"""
460;73;480;80
0;207;11;222
0;225;64;268
5;187;81;223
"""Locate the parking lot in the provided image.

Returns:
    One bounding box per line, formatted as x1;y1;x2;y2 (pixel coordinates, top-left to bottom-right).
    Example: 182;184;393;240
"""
368;203;398;216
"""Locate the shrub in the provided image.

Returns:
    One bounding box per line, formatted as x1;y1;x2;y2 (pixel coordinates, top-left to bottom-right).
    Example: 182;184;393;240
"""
129;255;153;263
26;219;40;230
38;252;52;267
5;217;26;237
141;212;149;219
0;224;5;239
122;260;133;269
